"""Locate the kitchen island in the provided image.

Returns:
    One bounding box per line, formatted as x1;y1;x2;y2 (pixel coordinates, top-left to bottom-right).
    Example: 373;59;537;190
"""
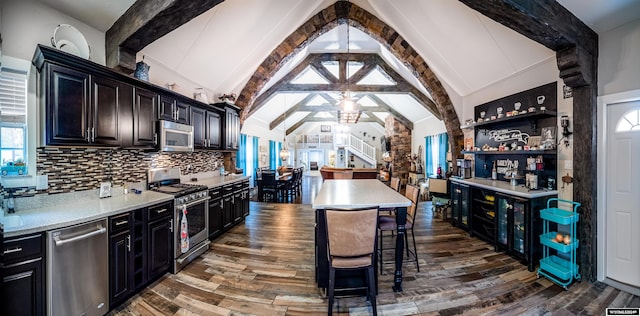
313;179;412;292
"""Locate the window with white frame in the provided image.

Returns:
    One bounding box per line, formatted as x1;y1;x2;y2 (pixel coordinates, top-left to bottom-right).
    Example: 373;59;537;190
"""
0;68;28;175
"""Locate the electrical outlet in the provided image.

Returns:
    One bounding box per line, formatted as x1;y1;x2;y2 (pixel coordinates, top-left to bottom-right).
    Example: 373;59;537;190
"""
36;175;48;190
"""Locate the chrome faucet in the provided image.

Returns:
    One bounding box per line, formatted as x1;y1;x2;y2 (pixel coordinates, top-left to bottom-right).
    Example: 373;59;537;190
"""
6;192;15;213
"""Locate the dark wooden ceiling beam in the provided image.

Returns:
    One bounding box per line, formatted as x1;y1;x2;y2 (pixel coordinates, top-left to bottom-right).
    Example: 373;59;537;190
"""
249;54;319;116
286;113;322;135
368;94;413;129
106;0;224;73
309;60;338;84
269;94;318;130
361;112;386;126
373;55;441;118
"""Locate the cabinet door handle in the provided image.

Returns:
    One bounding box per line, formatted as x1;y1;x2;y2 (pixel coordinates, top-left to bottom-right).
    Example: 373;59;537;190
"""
153;133;158;145
91;127;95;142
86;128;90;142
169;219;174;233
3;271;33;282
3;247;23;255
115;220;128;226
155;208;168;214
220;200;223;208
126;235;131;252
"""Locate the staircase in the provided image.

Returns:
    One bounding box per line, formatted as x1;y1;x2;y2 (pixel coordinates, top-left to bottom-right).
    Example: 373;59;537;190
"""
345;134;377;167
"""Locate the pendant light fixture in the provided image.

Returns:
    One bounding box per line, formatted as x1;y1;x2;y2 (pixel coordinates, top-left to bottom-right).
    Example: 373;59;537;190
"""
279;95;290;163
338;18;361;124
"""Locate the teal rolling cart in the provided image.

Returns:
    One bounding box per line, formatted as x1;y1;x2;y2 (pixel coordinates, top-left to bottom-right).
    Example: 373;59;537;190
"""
537;198;581;289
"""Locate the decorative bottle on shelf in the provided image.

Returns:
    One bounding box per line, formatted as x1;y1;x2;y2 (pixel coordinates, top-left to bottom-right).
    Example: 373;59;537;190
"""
491;161;497;180
437;164;442;178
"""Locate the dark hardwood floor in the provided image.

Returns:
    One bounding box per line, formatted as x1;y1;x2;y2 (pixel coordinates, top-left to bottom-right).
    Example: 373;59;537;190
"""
110;173;639;315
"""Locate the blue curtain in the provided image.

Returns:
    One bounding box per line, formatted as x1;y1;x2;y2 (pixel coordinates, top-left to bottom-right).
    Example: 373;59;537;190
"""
252;137;259;170
237;134;247;173
438;132;449;174
425;136;435;177
269;140;277;169
425;132;449;177
277;141;282;168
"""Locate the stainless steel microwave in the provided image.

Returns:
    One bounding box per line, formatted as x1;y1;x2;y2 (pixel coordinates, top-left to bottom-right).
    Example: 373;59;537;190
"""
159;120;194;152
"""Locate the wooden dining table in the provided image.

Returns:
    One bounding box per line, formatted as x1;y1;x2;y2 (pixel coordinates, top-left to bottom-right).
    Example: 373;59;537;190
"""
312;179;412;292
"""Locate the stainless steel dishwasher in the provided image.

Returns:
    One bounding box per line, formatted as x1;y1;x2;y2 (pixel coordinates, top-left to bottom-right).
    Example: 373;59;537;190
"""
47;219;109;316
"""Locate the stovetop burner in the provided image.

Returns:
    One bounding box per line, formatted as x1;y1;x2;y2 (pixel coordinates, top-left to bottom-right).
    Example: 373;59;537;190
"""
151;183;208;196
147;167;208;197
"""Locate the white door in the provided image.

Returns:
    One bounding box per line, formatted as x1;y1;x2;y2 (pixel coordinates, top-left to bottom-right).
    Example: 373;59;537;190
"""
606;101;640;286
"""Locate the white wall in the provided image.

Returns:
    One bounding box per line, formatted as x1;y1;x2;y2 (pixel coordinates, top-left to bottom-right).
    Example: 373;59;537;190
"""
599;18;640;96
1;0;105;65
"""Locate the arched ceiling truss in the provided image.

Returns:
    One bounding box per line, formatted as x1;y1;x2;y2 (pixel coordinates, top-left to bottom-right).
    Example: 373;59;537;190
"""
255;53;439;133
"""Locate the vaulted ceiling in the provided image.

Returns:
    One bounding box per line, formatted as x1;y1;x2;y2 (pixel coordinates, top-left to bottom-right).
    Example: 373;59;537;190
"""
34;0;640;136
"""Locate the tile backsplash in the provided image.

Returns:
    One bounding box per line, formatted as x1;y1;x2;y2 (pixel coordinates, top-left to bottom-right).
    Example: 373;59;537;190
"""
8;148;226;196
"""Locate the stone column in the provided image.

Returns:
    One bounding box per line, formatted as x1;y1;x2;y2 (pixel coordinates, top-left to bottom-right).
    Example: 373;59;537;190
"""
385;116;412;186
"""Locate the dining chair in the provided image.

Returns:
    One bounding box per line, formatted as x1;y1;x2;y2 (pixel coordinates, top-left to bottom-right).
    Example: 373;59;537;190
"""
325;207;379;316
378;184;420;272
280;171;297;202
380;177;401;217
294;167;303;197
254;168;263;187
260;171;281;202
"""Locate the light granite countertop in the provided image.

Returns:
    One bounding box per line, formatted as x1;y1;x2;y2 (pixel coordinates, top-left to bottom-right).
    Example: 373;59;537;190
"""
312;179;411;209
450;177;557;199
1;189;173;238
1;173;251;238
182;173;250;188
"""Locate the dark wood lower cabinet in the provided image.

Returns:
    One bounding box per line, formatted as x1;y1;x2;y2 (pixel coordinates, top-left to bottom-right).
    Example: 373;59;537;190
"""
109;229;132;307
147;217;173;280
1;233;45;316
209;188;224;240
222;184;234;230
455;181;556;272
108;201;173;310
2;257;44;316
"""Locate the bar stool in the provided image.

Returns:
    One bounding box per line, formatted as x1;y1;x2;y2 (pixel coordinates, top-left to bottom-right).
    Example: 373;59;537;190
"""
378;184;420;272
325;207;378;316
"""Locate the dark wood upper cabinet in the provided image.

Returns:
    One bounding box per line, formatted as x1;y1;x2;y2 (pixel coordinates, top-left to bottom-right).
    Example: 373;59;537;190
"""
226;108;240;150
159;95;190;125
46;64;90;145
206;110;222;149
33;45;232;150
191;106;222;149
131;88;158;148
212;102;240;150
44;64;128;146
91;76;128;146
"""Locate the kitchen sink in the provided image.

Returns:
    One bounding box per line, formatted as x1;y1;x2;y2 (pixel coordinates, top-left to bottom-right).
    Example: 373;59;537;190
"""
2;214;24;228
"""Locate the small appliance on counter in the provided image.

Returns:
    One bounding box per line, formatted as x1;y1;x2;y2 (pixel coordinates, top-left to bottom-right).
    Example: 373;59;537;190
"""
457;159;472;179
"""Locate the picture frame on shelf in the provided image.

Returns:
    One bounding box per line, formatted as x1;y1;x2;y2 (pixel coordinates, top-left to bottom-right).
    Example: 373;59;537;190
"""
528;136;541;148
320;125;331;132
541;126;557;149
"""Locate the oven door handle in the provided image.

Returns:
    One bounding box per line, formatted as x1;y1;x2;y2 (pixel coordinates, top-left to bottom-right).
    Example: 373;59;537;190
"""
176;196;210;209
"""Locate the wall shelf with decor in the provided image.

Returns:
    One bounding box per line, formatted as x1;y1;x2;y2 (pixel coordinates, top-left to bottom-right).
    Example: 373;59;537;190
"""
472;110;557;130
462;150;556;156
462;82;559;191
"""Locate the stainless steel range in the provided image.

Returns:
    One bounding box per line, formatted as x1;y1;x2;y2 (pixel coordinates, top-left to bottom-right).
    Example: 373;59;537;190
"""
148;167;210;273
